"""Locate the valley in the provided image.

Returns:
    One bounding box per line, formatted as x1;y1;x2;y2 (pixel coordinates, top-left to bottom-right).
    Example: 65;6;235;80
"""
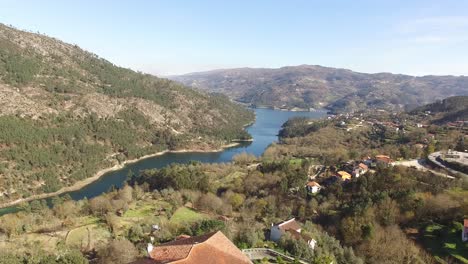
0;24;254;205
0;4;468;263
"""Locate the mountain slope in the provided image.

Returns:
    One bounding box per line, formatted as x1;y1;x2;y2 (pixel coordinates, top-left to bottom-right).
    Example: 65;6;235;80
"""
410;96;468;124
0;24;253;201
171;65;468;112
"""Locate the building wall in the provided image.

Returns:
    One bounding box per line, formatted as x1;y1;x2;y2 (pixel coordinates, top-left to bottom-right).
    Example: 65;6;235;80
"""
270;226;282;242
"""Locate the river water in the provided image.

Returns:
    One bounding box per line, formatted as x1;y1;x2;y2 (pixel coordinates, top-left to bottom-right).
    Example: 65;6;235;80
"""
0;108;326;215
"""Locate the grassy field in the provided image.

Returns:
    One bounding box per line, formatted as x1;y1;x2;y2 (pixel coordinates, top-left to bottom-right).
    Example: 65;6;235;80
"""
170;207;209;225
289;158;304;165
0;198;211;255
214;171;245;188
66;224;111;250
422;223;468;263
0;232;66;254
124;199;172;218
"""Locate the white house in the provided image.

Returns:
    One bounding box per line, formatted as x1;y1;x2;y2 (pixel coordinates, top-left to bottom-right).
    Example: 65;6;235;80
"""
352;163;369;178
306;181;322;194
270;218;316;250
270;218;302;242
463;219;468;242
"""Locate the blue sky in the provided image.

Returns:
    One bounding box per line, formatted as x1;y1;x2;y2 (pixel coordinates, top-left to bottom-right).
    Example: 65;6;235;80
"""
1;0;468;76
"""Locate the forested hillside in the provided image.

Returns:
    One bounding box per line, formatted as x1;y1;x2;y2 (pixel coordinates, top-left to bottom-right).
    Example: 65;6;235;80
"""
410;96;468;124
0;24;254;203
172;65;468;113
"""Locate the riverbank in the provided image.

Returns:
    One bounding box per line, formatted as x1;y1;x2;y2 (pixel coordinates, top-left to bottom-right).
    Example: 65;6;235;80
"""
0;141;246;209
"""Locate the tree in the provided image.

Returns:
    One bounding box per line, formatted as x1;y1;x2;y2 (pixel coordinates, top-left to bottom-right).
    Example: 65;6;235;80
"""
127;224;144;243
89;196;112;216
376;196;399;226
105;213;119;234
0;214;20;238
58;250;89;264
195;193;223;213
425;141;435;156
227;192;245;210
118;184;133;203
233;152;256;165
54;200;78;220
358;225;432;264
98;238;138;264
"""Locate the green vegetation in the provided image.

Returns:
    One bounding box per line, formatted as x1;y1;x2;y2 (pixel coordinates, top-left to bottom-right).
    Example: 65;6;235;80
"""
170;207;207;224
422;223;468;263
0;24;254;202
173;65;468;112
0;111;159;194
266;111;468;263
130;158;363;263
265;110;466;166
1;107;466;263
0;250;88;264
411;96;468;124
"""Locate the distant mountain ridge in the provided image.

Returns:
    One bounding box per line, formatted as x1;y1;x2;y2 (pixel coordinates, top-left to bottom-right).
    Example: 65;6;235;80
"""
171;65;468;112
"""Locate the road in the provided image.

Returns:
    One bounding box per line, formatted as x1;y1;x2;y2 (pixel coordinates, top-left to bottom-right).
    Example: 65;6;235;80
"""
428;151;468;179
394;159;456;179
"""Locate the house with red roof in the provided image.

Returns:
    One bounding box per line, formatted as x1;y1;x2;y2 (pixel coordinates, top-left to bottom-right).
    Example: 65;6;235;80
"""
352;163;369;178
305;181;322;194
135;231;252;264
375;155;395;166
463;219;468;242
270;218;301;242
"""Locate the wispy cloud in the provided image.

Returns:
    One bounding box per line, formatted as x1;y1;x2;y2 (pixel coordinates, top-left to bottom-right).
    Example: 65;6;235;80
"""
396;16;468;44
406;35;446;44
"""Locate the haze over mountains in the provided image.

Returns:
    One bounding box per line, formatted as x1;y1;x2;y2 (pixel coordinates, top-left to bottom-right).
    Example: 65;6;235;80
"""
172;65;468;113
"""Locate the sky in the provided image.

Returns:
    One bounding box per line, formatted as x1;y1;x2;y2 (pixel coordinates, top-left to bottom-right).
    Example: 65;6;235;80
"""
1;0;468;76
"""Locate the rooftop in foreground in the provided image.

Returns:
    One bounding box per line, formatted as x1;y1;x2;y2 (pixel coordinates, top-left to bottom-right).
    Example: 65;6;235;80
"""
133;231;252;264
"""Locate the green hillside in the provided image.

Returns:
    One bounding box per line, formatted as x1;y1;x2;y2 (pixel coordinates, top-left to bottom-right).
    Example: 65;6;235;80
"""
411;96;468;124
0;24;253;203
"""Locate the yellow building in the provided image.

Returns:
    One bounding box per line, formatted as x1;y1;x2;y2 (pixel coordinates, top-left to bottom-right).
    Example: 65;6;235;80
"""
337;171;352;181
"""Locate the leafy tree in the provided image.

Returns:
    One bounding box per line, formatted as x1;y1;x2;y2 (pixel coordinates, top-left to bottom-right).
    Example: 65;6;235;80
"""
97;238;138;264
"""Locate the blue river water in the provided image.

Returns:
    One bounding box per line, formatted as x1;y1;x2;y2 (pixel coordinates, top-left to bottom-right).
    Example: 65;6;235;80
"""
0;108;326;215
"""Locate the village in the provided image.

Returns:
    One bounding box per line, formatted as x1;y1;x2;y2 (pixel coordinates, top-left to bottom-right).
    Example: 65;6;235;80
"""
130;136;468;264
0;101;466;263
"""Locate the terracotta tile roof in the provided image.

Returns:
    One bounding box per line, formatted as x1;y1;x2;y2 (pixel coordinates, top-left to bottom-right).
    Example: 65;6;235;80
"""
131;258;160;264
306;181;321;188
176;235;191;240
285;229;313;243
358;163;368;170
285;229;302;240
277;218;301;232
148;231;251;264
375;155;394;164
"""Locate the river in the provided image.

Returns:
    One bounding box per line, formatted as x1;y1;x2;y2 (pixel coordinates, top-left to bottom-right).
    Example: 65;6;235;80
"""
0;108;326;216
